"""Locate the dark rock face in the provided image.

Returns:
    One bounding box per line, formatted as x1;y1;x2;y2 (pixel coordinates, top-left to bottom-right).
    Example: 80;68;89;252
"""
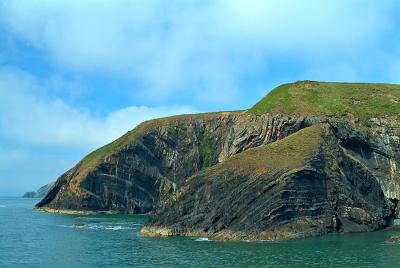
141;125;394;240
37;111;400;239
36;113;313;213
23;182;54;198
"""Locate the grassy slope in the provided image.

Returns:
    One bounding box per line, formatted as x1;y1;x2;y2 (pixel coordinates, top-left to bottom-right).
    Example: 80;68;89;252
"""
200;124;324;177
248;81;400;119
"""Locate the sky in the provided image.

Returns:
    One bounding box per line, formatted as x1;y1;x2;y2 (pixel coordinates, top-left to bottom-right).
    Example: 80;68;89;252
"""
1;0;400;196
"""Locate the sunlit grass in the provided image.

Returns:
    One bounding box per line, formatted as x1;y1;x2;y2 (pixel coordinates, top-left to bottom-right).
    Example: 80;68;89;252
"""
248;81;400;120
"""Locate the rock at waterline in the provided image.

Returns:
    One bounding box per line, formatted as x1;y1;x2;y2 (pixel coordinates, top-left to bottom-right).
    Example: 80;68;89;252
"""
385;236;400;243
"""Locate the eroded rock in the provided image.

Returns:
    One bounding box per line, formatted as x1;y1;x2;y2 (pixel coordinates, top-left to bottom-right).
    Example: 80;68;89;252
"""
142;125;393;240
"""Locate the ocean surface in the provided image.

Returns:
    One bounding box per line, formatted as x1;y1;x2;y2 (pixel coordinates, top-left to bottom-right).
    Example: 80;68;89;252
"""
0;197;399;268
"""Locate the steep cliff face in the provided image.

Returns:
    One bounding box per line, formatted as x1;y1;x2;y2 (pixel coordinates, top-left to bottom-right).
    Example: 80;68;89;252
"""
328;118;400;217
37;81;400;240
141;124;396;240
37;112;312;213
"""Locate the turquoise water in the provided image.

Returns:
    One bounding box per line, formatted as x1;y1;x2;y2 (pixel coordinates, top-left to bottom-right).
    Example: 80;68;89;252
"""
0;197;399;267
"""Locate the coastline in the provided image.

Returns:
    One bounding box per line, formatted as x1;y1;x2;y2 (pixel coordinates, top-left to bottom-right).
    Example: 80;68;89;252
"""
139;224;327;242
35;206;150;216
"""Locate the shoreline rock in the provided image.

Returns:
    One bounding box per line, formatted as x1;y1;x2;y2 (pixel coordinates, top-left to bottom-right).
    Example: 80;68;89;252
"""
36;207;124;215
385;236;400;243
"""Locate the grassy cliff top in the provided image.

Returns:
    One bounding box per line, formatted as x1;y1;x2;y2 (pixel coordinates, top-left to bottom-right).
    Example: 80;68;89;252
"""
248;81;400;119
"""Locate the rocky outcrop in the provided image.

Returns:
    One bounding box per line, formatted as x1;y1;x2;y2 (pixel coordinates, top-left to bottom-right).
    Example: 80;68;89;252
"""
36;112;400;238
385;236;400;243
141;124;396;240
23;182;54;198
36;81;400;240
36;112;316;214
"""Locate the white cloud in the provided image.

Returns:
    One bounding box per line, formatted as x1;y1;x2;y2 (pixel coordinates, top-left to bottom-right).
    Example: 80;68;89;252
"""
0;0;400;195
0;68;196;150
0;67;196;195
1;0;398;103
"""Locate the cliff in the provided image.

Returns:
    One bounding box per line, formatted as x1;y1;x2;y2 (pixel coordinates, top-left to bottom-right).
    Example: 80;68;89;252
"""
37;81;400;240
36;112;310;213
23;182;54;198
141;124;396;240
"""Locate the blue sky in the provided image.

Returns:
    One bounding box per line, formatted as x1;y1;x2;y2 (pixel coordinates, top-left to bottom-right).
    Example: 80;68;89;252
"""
1;0;400;196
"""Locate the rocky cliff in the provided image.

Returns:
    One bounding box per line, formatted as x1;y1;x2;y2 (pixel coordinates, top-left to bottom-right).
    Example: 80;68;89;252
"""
23;182;54;198
36;112;312;213
37;81;400;240
141;124;397;240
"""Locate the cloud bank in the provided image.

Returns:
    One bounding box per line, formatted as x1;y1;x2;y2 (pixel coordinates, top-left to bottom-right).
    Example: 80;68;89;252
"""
0;67;195;195
2;0;399;104
0;68;195;150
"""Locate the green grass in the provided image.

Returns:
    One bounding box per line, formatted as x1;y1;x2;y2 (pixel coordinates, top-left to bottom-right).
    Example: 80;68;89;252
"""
201;124;325;177
248;81;400;120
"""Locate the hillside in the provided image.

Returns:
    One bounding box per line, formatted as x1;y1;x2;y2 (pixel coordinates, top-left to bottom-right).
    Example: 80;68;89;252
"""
36;81;400;240
248;81;400;120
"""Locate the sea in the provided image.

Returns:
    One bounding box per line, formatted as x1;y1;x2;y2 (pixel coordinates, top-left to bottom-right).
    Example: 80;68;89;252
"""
0;197;399;267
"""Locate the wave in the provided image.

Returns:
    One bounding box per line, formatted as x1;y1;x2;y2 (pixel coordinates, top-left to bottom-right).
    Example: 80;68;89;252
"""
59;223;138;231
90;222;143;226
74;217;144;226
240;240;282;244
195;237;210;242
0;205;5;208
193;237;280;243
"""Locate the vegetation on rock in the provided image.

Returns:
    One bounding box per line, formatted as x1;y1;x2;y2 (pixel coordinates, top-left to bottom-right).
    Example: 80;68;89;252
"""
37;81;400;240
248;81;400;120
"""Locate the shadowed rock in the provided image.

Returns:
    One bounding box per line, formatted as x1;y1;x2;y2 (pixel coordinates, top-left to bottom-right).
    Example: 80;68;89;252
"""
36;112;314;214
141;125;394;240
36;81;400;240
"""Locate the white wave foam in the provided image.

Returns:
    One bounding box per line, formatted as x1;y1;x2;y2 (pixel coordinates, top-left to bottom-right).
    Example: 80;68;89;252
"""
195;237;210;242
103;226;124;230
89;224;137;230
60;223;137;231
